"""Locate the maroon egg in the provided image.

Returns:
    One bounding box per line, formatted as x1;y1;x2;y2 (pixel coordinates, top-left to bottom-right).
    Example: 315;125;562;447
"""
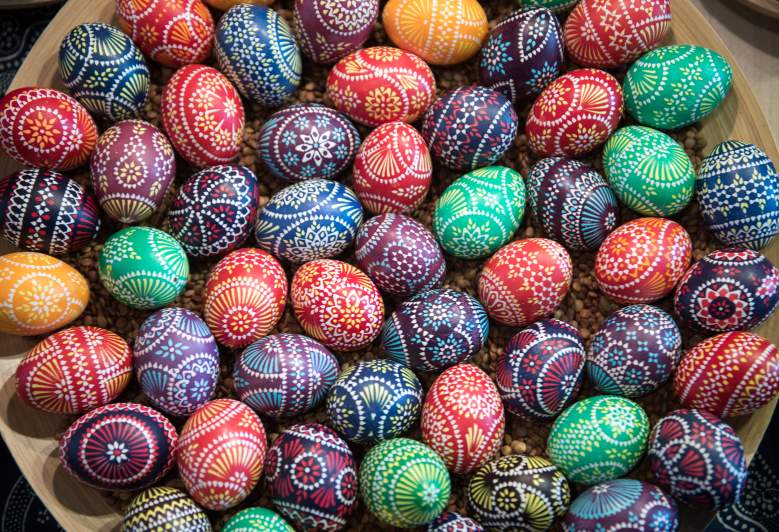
293;0;379;64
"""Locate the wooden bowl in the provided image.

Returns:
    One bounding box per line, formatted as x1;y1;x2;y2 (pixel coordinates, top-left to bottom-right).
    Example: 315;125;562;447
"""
0;0;777;530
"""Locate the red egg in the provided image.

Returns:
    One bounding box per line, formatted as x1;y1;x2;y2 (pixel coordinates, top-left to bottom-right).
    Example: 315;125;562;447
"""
0;87;97;170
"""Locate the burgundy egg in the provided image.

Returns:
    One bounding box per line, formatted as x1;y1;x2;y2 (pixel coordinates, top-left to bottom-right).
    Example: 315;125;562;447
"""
293;0;379;64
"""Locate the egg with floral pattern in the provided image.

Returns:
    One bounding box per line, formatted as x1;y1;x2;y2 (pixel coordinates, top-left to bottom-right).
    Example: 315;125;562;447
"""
294;0;379;64
428;512;484;532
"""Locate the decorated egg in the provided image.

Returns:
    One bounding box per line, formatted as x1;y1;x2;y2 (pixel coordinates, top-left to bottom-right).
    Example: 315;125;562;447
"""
0;87;97;170
523;0;578;13
258;103;360;182
234;333;339;417
223;507;294;532
123;487;212;532
428;512;484;532
467;455;570;531
161;64;244;168
327;46;436;126
624;45;733;130
215;4;301;106
479;7;564;103
16;326;131;414
264;423;357;530
90;120;175;223
595;217;692;305
59;403;177;491
294;0;379;64
167;164;258;258
478;238;573;327
674;331;779;418
355;213;445;299
496;319;585;421
116;0;214;68
352;121;432;214
202;247;287;349
254;179;363;263
526;157;619;251
0;168;100;255
648;409;746;510
696;140;779;249
134;307;220;417
205;0;273;9
178;399;267;510
359;438;451;528
98;226;189;310
0;252;88;336
422;86;518;171
59;23;149;121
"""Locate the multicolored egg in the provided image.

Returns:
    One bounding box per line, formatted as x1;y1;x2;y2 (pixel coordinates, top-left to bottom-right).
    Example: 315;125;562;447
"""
223;507;294;532
648;409;746;510
16;326;131;414
178;399;267;510
202;247;287;349
215;4;301;106
0;87;97;170
478;238;573;327
327;46;436;127
123;487;212;532
522;0;578;13
696;140;779;249
428;512;484;532
264;423;357;530
234;333;339;417
355;213;445;299
0;168;100;255
59;402;177;490
167;164;258;258
595;217;692;305
294;0;379;64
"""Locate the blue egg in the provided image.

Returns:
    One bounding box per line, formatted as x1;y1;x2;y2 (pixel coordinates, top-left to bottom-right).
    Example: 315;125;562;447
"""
215;4;302;106
254;179;363;263
59;22;149;122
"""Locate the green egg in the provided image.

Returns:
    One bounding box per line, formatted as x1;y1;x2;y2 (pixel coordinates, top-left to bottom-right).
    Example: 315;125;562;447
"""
223;508;294;532
519;0;579;13
602;126;695;216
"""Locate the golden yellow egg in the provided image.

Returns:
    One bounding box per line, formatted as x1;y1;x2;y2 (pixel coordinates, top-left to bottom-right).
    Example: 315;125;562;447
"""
203;0;273;10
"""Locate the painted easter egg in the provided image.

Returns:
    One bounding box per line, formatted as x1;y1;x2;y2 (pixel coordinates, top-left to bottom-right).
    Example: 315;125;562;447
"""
59;403;177;491
294;0;379;64
624;45;733;130
161;64;244;168
587;305;682;398
223;508;294;532
422;86;518;171
0;87;97;170
478;238;573;327
123;487;212;532
603;126;695;216
16;326;131;414
648;409;747;510
674;331;779;418
206;0;273;9
595;217;692;305
479;7;564;103
202;247;287;349
116;0;214;68
359;438;451;528
352;121;432;214
254;179;363;263
526;157;619;251
0;252;88;336
522;0;578;13
258;103;360;182
327;46;436;127
234;333;339;417
215;4;301;106
354;213;445;299
428;512;484;532
98;227;189;310
467;455;570;531
59;23;149;122
696;140;779;250
264;423;357;530
675;247;779;332
547;396;650;485
496;319;585;422
0;168;100;255
178;399;267;510
167;165;258;258
90;120;175;223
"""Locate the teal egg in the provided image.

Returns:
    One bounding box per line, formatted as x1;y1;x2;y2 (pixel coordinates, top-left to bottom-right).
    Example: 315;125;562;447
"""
223;507;293;531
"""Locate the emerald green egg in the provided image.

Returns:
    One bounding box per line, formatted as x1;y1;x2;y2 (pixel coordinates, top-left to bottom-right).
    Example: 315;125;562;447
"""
223;508;294;531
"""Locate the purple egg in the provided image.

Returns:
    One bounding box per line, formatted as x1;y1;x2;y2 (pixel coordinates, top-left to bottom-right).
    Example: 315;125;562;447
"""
293;0;379;64
428;511;484;531
355;213;445;299
134;307;220;417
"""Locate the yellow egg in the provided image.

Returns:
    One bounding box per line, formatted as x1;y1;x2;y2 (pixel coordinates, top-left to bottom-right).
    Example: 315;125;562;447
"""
383;0;488;65
203;0;272;10
0;252;89;336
